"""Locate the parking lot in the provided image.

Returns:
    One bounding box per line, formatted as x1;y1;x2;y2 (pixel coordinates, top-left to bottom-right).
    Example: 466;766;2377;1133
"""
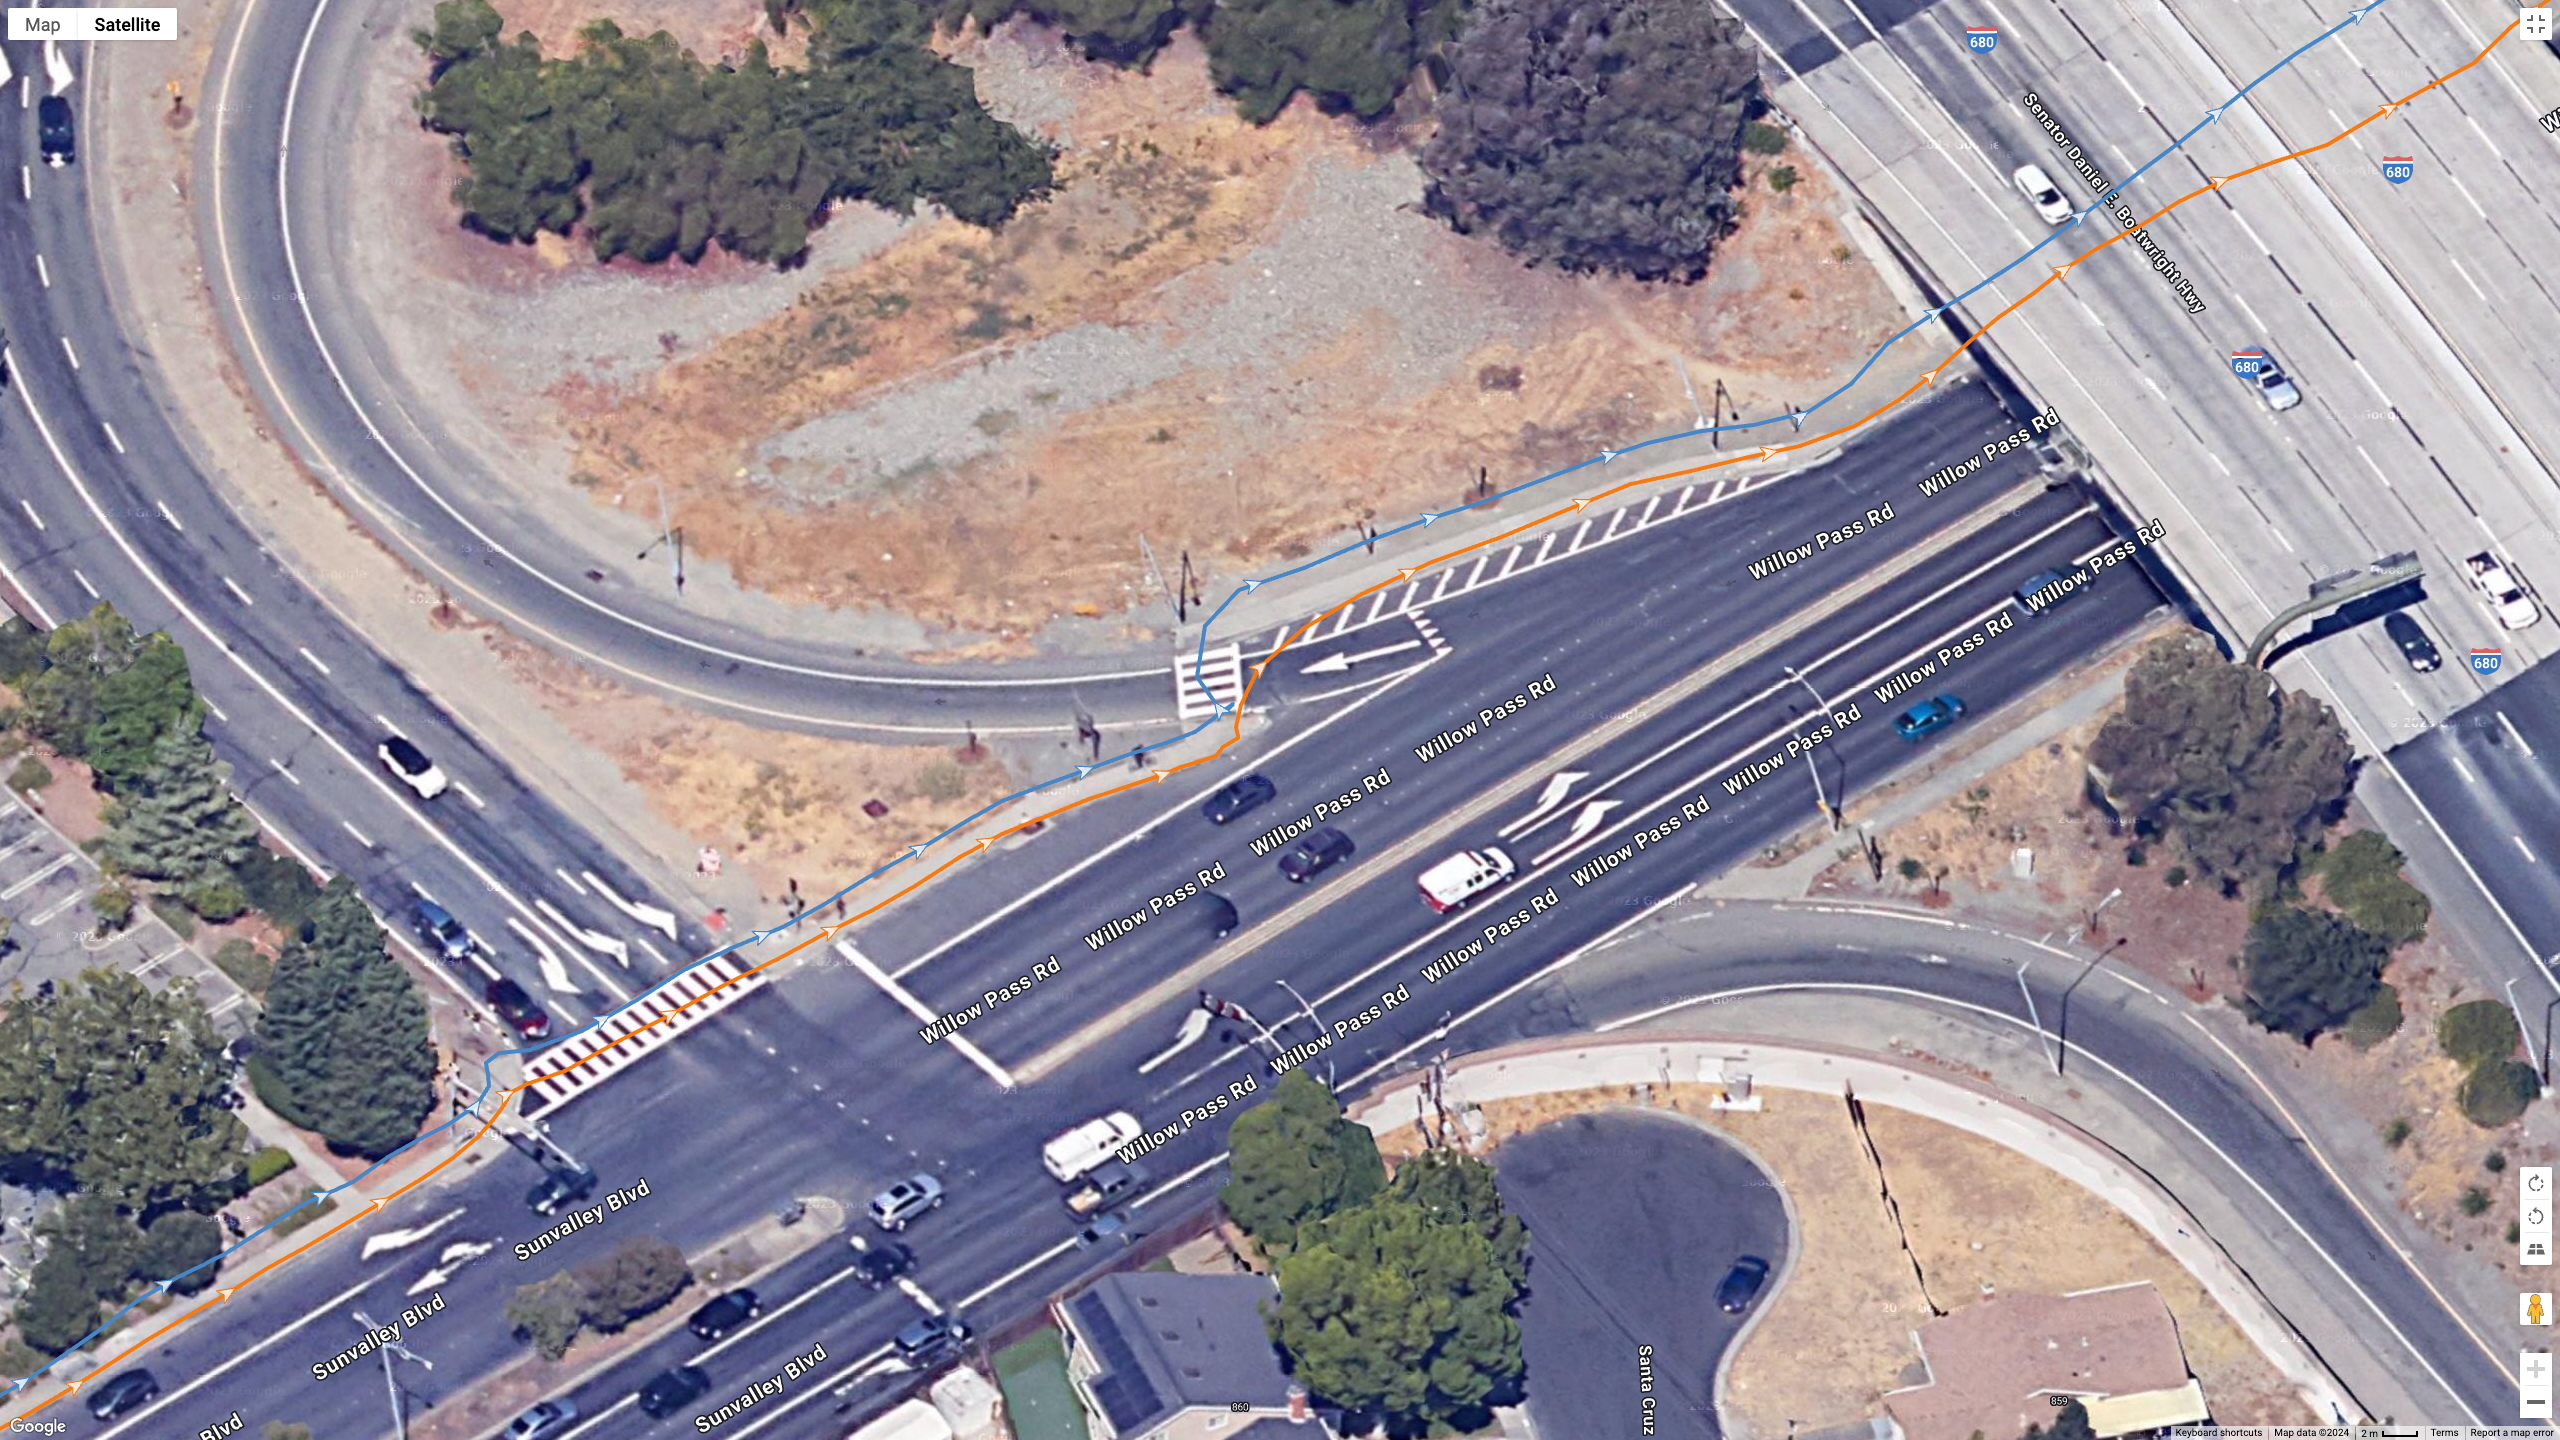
0;787;256;1041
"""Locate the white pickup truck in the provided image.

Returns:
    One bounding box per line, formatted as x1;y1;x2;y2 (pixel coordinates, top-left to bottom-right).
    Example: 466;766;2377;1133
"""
2465;552;2540;630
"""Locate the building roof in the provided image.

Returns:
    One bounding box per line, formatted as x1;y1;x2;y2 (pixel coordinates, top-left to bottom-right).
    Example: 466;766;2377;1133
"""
2081;1380;2210;1437
1883;1285;2196;1440
1230;1420;1325;1440
1062;1273;1294;1436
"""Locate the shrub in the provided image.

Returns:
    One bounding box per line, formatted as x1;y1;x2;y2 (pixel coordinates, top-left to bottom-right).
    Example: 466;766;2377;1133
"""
181;878;250;923
2437;999;2521;1069
2340;983;2401;1051
231;849;325;937
243;1146;296;1190
574;1235;693;1332
506;1272;588;1361
214;939;275;998
1767;165;1800;193
915;762;969;805
2487;1151;2508;1173
2239;907;2387;1043
1897;857;1925;881
146;894;198;940
134;1211;226;1295
91;884;135;933
2164;865;2187;888
6;755;51;793
2457;1060;2541;1129
1741;120;1789;155
2382;1117;2410;1147
2457;1186;2492;1217
2319;830;2429;944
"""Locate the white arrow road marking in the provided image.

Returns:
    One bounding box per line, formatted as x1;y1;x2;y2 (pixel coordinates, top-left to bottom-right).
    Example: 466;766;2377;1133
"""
580;870;680;942
358;1207;464;1261
1502;771;1590;836
1299;639;1425;675
43;40;72;95
534;898;633;968
1138;1007;1214;1074
1534;800;1622;865
505;917;580;997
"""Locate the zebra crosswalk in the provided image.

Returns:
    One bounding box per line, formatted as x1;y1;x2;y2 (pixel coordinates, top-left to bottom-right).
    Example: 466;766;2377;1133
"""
519;949;770;1113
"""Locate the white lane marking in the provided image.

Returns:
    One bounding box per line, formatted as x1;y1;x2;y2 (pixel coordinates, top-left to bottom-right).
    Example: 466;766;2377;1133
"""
221;576;253;605
0;855;74;900
58;334;77;370
17;499;42;532
296;646;331;675
155;500;183;531
2451;754;2476;785
101;421;124;455
33;253;48;288
553;868;589;896
28;890;83;926
836;942;1014;1090
268;758;301;787
342;821;373;849
2515;836;2537;864
70;568;97;598
2496;711;2534;759
17;167;27;200
452;780;486;809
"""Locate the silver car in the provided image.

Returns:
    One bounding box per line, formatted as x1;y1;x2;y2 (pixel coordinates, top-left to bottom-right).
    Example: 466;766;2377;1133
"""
2247;349;2302;411
2011;163;2073;225
506;1400;579;1440
867;1173;945;1231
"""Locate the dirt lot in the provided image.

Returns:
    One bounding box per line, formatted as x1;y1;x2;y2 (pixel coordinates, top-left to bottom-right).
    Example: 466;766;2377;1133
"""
1371;1086;2309;1435
398;7;1905;636
473;622;1034;906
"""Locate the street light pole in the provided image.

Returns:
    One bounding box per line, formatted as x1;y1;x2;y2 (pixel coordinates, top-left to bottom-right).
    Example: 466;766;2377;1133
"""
2054;937;2126;1079
1778;665;1841;832
351;1308;433;1440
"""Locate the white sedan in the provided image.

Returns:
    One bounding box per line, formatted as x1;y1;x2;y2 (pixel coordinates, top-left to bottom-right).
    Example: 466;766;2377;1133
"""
2466;551;2541;631
377;735;449;798
2011;163;2074;226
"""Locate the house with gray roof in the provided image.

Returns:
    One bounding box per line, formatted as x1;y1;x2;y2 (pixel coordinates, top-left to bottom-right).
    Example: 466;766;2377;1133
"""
1052;1272;1337;1440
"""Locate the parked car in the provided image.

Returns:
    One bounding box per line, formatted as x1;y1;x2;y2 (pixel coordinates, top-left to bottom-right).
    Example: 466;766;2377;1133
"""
1277;826;1356;883
1716;1256;1771;1314
686;1288;761;1341
2244;348;2302;411
2466;551;2541;630
526;1165;596;1217
485;977;552;1040
849;1237;916;1290
893;1314;972;1361
2382;611;2441;672
37;95;73;168
635;1365;711;1419
505;1400;580;1440
85;1370;158;1420
377;734;449;799
409;897;474;963
2010;163;2072;225
1893;694;1966;741
1199;774;1277;825
867;1173;945;1231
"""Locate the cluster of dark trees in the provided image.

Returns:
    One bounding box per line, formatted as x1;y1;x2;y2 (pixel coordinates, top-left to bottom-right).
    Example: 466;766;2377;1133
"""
249;878;441;1162
423;0;1775;283
504;1235;694;1359
1223;1071;1527;1436
0;974;242;1352
414;0;1057;266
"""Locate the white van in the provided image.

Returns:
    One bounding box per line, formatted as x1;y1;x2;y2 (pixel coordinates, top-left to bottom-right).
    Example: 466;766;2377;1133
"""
1042;1112;1141;1183
1418;847;1516;913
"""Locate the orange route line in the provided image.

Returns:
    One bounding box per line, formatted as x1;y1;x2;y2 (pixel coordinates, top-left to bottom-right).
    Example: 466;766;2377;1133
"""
9;14;2520;1417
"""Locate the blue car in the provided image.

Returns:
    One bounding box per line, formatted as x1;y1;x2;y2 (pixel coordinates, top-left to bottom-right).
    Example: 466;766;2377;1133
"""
1894;695;1965;741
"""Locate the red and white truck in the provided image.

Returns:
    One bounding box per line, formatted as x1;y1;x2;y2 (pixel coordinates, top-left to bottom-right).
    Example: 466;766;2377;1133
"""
1418;847;1517;913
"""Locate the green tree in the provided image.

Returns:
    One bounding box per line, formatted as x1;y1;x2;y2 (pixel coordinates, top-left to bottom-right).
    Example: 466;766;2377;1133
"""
1268;1184;1525;1433
1222;1070;1385;1252
2438;999;2521;1069
13;1244;105;1354
2240;907;2388;1044
2023;1400;2098;1440
249;878;437;1159
0;971;245;1212
574;1235;693;1331
2087;634;2354;886
1421;0;1762;282
81;637;202;794
505;1271;589;1360
19;604;146;761
1386;1148;1526;1287
133;1210;226;1296
941;0;1195;66
1204;0;1434;124
2458;1060;2541;1129
2318;830;2429;945
10;1195;139;1355
103;729;259;893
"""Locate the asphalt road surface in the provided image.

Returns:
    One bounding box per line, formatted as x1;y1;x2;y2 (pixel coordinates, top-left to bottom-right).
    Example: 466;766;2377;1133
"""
1496;1110;1790;1440
2391;655;2560;985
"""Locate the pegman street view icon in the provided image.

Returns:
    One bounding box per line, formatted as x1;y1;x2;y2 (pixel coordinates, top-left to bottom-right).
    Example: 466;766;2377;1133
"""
2527;1292;2553;1326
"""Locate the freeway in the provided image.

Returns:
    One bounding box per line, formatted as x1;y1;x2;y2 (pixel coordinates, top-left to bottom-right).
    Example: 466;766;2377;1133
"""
2393;655;2560;983
1724;0;2560;1035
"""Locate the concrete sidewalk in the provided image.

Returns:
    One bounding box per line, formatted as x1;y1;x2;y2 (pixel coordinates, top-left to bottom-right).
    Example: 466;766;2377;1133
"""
1352;1031;2356;1427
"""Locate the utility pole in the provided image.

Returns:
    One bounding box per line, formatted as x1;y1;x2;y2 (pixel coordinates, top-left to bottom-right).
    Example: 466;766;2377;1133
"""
1779;665;1841;832
1136;533;1179;627
351;1308;433;1440
637;480;685;595
1711;378;1735;449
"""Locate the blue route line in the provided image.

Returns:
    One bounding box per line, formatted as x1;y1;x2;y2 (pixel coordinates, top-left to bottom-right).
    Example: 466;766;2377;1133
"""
7;0;2408;1398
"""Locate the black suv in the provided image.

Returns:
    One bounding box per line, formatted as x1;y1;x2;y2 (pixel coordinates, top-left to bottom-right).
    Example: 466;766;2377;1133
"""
1716;1256;1771;1314
2383;611;2441;672
527;1165;597;1216
851;1238;916;1290
86;1370;159;1419
637;1365;711;1419
1277;826;1355;882
37;95;73;167
1199;774;1277;825
686;1288;761;1340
